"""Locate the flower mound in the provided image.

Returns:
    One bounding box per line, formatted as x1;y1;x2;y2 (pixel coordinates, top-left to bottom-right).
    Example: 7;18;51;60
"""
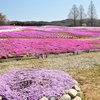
0;68;76;100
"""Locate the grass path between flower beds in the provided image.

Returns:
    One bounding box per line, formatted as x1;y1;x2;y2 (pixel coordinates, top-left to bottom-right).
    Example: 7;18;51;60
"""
0;52;100;100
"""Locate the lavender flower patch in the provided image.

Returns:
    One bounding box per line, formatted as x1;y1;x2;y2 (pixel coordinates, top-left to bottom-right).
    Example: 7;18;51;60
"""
0;68;76;100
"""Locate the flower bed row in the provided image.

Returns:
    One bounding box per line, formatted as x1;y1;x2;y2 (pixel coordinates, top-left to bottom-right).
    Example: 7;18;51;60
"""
0;31;77;39
0;38;100;59
0;26;100;38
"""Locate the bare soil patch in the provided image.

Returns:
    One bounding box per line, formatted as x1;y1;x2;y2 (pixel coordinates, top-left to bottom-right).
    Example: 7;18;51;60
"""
68;66;100;100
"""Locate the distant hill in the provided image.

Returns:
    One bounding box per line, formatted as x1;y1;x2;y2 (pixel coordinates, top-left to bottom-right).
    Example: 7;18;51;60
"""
48;19;73;26
11;19;100;27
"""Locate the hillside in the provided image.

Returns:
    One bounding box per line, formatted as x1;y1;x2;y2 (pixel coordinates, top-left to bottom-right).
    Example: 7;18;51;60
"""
11;19;100;26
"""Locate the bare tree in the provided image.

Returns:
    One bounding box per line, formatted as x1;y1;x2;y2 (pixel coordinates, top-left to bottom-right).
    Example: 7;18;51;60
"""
0;13;10;25
88;1;97;26
68;4;79;26
79;5;86;26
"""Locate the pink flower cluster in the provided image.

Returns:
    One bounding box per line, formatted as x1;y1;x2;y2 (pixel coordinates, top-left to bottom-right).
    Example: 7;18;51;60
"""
65;30;100;37
0;26;100;38
0;26;23;30
0;39;100;58
24;26;100;37
0;31;76;39
0;26;100;58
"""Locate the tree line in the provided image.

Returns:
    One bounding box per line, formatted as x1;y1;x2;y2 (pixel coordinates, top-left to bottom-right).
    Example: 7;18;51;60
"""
68;1;97;26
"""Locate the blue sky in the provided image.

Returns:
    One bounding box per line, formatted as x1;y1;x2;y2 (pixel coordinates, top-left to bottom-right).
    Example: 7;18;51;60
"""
0;0;100;21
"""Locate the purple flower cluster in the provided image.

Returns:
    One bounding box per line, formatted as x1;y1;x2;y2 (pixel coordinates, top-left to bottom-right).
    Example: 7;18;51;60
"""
0;68;76;100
